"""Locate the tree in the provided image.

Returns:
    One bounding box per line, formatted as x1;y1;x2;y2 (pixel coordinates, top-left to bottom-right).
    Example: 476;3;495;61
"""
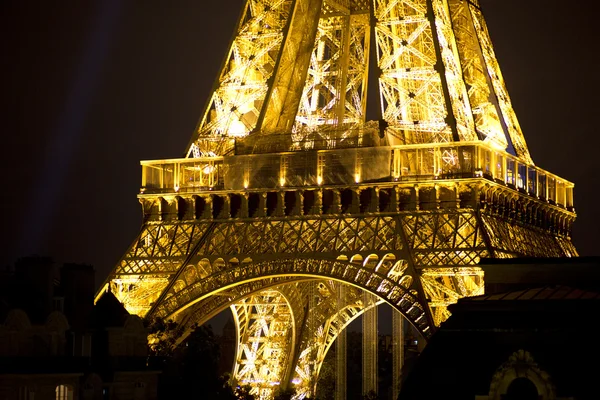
234;384;255;400
145;317;180;356
274;386;296;400
151;323;230;399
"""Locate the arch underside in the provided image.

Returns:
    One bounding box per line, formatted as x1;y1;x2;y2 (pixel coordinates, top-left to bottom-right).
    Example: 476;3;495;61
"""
159;274;386;399
110;209;572;322
108;208;574;397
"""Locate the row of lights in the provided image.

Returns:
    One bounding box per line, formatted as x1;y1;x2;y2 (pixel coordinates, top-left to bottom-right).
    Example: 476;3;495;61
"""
240;172;362;190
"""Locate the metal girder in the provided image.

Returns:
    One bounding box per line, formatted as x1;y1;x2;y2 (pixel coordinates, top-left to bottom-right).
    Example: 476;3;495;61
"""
294;11;370;138
168;277;308;346
232;291;294;399
187;0;294;155
102;0;579;398
153;257;429;336
186;0;536;162
257;0;325;134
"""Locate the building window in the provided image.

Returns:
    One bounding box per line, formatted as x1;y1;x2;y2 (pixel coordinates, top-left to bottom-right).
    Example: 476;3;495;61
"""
55;385;73;400
52;297;64;312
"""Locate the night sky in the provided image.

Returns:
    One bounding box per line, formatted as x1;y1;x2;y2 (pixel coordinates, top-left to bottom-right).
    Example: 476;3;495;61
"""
2;0;599;288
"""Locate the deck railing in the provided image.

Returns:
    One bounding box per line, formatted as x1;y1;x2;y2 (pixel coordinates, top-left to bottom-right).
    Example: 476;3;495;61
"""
140;142;574;209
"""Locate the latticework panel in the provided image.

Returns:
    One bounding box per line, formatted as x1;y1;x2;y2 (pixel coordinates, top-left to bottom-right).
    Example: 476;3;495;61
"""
400;211;488;324
193;216;403;256
400;211;489;266
294;12;370;136
420;267;484;325
373;0;451;144
169;277;306;346
448;0;507;149
232;291;293;399
480;214;573;258
291;282;380;398
191;0;293;147
109;222;212;316
468;2;533;164
430;0;477;142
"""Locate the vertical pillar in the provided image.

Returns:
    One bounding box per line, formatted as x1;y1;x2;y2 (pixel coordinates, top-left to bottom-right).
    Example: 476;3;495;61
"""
203;195;213;219
241;193;249;218
308;282;318;396
335;284;347;400
295;190;304;216
276;191;285;216
260;192;267;217
392;311;404;400
222;195;231;219
332;190;342;214
434;184;441;210
413;185;420;211
335;15;351;125
362;292;378;396
313;189;323;215
351;188;361;214
455;183;461;209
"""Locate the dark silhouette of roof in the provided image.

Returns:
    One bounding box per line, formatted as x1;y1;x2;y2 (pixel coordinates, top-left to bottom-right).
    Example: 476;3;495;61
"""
91;291;130;328
468;286;600;301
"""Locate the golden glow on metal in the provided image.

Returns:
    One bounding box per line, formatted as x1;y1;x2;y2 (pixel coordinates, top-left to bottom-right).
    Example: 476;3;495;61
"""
103;1;578;399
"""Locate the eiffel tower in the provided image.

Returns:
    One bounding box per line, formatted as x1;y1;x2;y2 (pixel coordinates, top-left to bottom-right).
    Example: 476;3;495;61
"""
99;0;577;398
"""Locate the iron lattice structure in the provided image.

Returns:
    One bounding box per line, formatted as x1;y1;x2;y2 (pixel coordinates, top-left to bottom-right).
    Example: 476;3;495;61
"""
100;0;577;398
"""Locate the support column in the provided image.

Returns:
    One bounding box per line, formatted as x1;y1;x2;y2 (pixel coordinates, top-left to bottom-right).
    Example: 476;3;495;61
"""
313;189;323;215
308;281;319;396
335;284;347;400
276;191;285;216
392;311;405;400
332;190;342;214
362;293;378;396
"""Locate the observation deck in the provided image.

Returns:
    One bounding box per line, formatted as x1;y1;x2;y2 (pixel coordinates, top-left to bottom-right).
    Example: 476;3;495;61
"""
139;140;574;212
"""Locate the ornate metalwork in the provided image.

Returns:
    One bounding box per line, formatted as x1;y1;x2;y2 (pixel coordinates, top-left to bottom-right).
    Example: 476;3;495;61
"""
100;1;577;398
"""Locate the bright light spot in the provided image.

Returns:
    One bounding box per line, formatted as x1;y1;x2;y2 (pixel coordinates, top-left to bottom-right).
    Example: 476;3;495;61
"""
485;136;506;151
317;176;323;185
354;173;361;183
279;177;285;187
229;119;247;137
174;185;180;192
203;165;214;174
244;180;249;189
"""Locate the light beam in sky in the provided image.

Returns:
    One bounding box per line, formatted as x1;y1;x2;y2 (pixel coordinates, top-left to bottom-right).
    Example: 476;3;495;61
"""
18;0;124;256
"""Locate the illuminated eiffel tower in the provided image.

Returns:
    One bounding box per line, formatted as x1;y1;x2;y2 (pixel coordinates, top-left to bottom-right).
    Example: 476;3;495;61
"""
99;0;577;398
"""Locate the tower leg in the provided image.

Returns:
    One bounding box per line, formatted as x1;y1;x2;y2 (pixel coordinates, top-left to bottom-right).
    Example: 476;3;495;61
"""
392;311;404;400
335;284;347;400
362;292;378;396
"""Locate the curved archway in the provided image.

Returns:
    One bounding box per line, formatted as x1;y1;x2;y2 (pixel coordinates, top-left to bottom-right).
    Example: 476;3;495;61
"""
487;349;556;400
154;271;417;399
154;258;431;338
505;377;538;400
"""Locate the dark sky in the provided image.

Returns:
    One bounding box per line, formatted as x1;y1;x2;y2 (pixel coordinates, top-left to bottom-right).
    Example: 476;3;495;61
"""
2;0;599;288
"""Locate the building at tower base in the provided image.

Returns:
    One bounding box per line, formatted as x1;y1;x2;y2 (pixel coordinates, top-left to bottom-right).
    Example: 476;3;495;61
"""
398;257;600;400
